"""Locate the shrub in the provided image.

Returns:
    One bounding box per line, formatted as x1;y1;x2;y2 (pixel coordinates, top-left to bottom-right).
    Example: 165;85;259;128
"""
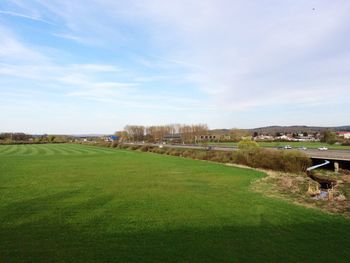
232;148;311;173
167;149;182;156
172;150;182;156
129;145;140;150
193;151;207;160
342;140;350;146
117;144;129;149
97;141;112;147
152;147;166;154
111;141;119;148
140;145;152;152
237;139;259;150
182;150;193;158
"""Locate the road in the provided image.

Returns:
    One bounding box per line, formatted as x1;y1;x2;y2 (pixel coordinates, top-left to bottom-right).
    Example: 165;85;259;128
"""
125;143;350;161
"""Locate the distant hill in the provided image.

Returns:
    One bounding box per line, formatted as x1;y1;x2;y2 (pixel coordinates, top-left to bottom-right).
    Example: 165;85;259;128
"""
248;125;350;135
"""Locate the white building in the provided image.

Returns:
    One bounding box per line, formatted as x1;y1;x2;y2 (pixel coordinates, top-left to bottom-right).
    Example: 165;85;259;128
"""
337;132;350;139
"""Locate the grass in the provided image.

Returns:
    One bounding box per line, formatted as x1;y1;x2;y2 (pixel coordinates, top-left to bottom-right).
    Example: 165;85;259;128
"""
208;141;350;150
0;144;350;262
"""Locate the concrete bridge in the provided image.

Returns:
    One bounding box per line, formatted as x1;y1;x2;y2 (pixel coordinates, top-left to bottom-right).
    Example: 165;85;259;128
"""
302;149;350;161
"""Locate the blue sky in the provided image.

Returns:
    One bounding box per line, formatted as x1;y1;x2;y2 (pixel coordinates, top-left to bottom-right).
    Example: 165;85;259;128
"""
0;0;349;134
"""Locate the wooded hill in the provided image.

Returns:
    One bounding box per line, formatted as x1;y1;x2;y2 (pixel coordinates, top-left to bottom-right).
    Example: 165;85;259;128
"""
247;125;350;135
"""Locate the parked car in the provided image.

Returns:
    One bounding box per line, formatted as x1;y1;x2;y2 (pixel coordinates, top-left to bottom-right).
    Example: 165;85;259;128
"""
284;145;292;149
318;147;328;151
299;147;307;150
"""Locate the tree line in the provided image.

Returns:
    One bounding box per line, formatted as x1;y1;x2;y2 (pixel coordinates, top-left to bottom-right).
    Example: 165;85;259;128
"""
117;124;209;143
0;133;73;144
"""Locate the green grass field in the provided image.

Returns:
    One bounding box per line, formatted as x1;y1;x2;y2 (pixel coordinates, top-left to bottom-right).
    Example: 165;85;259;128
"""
1;144;350;262
208;141;350;150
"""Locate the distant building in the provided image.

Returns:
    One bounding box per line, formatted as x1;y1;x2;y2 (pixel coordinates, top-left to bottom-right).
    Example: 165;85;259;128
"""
101;135;119;142
195;135;218;141
337;132;350;139
254;135;274;141
163;133;182;143
276;135;292;141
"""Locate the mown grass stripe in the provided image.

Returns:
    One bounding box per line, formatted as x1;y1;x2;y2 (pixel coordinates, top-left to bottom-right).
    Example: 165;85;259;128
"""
70;144;113;154
28;145;40;156
24;145;34;155
34;145;45;155
17;145;33;156
0;145;14;155
15;145;26;155
84;147;114;154
53;145;82;155
61;145;88;155
55;144;103;155
74;146;95;154
34;144;55;156
40;145;56;156
47;145;70;155
79;145;116;154
64;145;95;155
0;145;19;156
0;145;12;154
14;145;32;156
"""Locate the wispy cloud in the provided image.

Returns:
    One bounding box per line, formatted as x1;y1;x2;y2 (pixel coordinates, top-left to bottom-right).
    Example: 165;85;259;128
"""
0;10;55;25
51;33;100;46
14;0;349;111
1;0;350;132
0;25;47;62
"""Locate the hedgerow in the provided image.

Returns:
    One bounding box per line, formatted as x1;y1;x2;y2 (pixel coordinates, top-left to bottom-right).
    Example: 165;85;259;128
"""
83;143;311;173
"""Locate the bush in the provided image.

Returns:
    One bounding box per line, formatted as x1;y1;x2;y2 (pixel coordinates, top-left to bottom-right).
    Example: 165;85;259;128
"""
97;141;112;147
237;139;259;150
117;144;129;149
151;147;166;154
111;141;119;148
174;151;183;157
342;140;350;146
182;150;194;158
140;145;152;152
167;149;182;156
129;145;140;150
232;148;311;173
192;151;207;160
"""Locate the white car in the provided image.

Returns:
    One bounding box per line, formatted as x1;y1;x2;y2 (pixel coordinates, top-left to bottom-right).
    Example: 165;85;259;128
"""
299;147;307;150
284;145;292;149
318;147;328;151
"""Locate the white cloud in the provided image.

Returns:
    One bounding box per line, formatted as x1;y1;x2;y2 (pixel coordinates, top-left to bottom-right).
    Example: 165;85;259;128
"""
131;0;350;110
0;22;201;116
0;25;47;62
13;0;349;111
0;10;55;25
1;0;350;132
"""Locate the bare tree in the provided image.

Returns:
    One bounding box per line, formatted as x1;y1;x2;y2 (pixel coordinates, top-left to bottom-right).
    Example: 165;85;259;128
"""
124;125;145;142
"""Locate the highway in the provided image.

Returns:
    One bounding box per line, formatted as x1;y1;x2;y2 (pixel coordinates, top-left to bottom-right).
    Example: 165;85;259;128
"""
125;143;350;161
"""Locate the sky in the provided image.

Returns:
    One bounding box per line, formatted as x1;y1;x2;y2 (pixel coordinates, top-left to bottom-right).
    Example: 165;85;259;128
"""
0;0;349;134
